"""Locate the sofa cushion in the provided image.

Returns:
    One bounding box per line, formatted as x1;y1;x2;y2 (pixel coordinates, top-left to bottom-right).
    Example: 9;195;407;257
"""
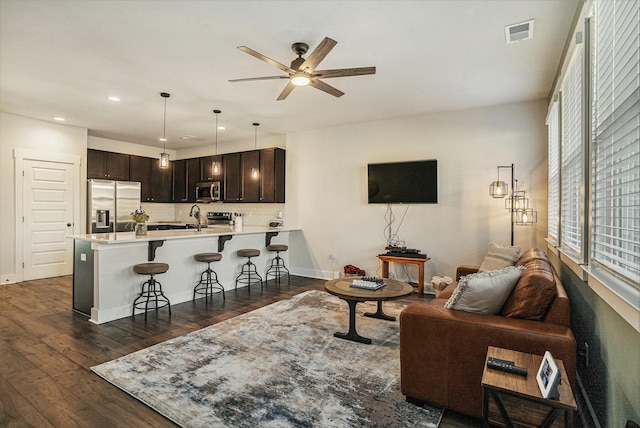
501;258;558;320
478;242;521;272
515;247;549;267
444;266;522;315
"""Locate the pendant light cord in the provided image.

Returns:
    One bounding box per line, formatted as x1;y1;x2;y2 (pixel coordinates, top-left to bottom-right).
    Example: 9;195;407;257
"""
160;92;170;152
213;109;221;155
253;122;259;149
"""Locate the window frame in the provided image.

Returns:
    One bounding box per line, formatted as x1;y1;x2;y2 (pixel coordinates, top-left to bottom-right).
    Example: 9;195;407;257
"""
547;0;640;331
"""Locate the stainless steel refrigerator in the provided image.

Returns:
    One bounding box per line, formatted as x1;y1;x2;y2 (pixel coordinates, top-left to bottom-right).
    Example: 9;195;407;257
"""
87;179;142;233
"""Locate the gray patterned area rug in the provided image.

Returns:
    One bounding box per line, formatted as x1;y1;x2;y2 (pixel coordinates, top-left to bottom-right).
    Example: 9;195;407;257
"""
91;290;442;427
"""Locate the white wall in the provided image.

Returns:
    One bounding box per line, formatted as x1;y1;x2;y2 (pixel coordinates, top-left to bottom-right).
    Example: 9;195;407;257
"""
286;100;548;282
0;112;88;284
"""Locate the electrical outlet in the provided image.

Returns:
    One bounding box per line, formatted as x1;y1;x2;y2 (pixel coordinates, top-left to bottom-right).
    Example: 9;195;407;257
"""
329;254;337;263
80;253;87;262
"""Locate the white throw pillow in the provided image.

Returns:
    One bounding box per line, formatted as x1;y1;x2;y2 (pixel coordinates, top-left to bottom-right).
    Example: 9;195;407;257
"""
444;266;523;315
478;242;521;272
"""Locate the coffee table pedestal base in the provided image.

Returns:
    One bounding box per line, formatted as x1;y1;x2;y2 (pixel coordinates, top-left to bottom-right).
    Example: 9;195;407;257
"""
334;299;372;344
364;301;396;321
334;299;398;344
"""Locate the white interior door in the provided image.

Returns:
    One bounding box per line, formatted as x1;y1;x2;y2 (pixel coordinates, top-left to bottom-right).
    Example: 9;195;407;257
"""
22;159;75;280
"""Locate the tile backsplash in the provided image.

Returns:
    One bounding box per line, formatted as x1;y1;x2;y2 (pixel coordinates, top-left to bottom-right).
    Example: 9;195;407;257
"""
141;202;285;227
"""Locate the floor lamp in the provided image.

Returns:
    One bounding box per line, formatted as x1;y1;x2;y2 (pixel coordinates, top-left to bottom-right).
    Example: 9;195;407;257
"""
489;164;536;246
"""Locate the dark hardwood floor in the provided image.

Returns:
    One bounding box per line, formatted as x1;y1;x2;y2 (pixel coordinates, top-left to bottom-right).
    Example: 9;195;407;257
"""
0;275;480;427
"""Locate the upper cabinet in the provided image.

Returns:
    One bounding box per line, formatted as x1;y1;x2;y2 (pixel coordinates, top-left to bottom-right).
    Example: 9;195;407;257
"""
129;155;172;202
223;149;285;203
223;151;260;202
173;158;200;202
260;148;286;203
86;148;284;204
200;155;224;182
223;152;242;202
87;149;129;180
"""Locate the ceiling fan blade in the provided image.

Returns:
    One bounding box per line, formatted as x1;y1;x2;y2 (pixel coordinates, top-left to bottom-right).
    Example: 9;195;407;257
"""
313;67;376;79
299;37;337;72
229;76;289;82
237;46;295;73
309;79;344;98
277;82;296;101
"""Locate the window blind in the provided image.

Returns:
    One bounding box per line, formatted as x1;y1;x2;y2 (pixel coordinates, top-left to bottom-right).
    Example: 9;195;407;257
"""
561;47;584;258
592;0;640;286
547;101;560;244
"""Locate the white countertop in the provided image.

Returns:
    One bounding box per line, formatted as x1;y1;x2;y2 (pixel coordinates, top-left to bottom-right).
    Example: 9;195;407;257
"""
68;225;299;244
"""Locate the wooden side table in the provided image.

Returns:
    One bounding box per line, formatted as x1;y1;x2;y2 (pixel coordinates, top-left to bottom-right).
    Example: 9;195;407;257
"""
482;346;577;428
377;255;430;297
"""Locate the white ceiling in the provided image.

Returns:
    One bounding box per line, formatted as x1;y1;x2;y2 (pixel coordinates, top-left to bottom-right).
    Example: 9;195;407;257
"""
0;0;579;151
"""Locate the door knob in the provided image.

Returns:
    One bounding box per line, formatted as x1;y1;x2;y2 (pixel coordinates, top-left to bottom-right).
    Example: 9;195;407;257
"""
67;223;72;227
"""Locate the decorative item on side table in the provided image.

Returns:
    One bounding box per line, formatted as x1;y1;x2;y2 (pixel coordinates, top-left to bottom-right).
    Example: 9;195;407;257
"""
343;264;365;277
430;275;453;297
130;208;149;236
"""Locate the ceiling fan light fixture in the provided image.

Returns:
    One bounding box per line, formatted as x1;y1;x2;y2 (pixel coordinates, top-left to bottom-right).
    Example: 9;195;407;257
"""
291;72;310;86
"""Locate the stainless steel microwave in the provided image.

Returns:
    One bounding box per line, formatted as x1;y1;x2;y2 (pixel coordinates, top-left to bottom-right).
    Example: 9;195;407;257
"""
196;181;221;202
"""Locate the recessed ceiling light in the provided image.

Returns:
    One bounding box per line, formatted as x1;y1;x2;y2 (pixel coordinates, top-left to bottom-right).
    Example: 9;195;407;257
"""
54;117;66;122
108;96;121;102
217;126;226;130
159;137;167;142
181;135;196;140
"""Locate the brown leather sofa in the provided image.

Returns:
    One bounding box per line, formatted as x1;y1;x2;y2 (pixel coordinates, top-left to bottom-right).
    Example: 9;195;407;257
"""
399;248;576;419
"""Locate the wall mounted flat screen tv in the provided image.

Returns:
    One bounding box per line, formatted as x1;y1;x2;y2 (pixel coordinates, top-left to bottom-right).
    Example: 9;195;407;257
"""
368;160;438;204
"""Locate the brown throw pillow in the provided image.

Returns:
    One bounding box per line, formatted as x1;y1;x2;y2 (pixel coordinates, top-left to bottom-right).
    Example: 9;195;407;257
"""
501;259;558;320
515;248;549;267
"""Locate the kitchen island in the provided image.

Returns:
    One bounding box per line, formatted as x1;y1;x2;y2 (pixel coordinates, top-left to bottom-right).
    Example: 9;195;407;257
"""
69;225;299;324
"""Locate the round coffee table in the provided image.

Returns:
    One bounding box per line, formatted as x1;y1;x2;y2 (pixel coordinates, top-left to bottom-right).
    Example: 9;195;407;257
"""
324;277;413;344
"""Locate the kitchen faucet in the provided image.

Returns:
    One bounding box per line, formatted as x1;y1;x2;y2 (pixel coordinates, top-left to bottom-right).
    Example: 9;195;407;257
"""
189;205;202;231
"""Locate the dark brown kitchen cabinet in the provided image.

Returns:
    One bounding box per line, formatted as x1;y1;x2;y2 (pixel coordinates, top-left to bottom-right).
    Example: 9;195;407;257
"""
200;155;224;181
129;155;172;202
241;150;261;202
223;153;241;202
173;158;200;202
223;151;260;202
223;149;285;203
87;149;129;180
259;148;285;203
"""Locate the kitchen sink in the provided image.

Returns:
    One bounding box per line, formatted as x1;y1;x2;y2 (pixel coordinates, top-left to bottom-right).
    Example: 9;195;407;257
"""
185;223;207;229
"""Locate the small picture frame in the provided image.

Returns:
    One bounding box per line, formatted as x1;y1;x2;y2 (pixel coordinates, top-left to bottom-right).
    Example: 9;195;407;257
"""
536;351;561;399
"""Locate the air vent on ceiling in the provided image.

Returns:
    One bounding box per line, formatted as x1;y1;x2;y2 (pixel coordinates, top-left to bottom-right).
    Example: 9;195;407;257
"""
505;19;534;44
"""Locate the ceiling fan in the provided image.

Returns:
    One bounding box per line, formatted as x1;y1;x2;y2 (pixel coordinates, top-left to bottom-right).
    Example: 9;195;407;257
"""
229;37;376;100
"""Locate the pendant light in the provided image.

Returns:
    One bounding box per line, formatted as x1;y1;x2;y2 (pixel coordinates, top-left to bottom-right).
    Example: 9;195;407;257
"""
489;165;509;198
159;92;170;169
251;122;260;180
212;109;222;176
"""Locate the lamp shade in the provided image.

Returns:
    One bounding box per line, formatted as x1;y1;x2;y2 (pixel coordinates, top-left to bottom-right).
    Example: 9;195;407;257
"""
505;191;528;212
159;152;169;169
515;208;537;225
490;181;508;198
212;161;221;176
